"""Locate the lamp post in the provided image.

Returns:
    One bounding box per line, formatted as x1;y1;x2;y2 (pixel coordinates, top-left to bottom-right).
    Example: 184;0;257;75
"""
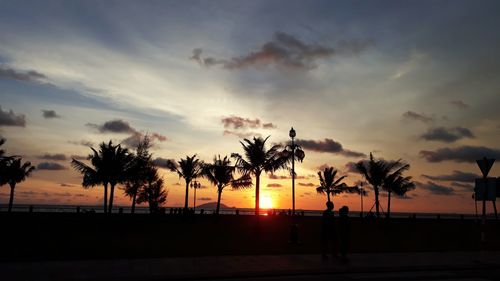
289;127;296;215
359;183;364;218
191;180;201;212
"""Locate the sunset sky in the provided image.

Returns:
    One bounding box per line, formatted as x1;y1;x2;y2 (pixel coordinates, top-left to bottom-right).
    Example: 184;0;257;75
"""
1;0;500;214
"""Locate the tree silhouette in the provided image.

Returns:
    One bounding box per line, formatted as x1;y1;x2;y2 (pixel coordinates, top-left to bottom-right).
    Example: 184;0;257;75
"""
2;158;35;212
72;141;133;213
137;166;168;213
202;155;252;215
232;136;289;215
124;136;152;214
383;172;415;218
316;166;350;203
166;155;203;212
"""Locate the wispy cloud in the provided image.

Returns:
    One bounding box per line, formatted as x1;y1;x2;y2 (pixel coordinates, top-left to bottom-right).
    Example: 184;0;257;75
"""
37;153;67;161
420;146;500;163
402;111;435;124
0;65;46;82
37;162;67;170
296;138;365;158
422;170;479;183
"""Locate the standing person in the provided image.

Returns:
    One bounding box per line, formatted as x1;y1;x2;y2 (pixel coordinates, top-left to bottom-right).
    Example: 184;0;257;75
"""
321;201;338;260
338;206;350;263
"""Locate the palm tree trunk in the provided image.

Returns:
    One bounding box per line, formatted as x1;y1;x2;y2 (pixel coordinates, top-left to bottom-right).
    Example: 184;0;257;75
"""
108;183;116;213
387;191;391;219
8;183;15;212
374;186;380;218
131;191;137;214
327;191;331;203
184;180;190;212
255;171;260;216
103;183;108;214
216;186;222;215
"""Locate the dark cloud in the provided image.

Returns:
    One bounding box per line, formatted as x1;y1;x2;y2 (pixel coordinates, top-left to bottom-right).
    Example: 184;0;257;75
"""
152;157;175;168
262;122;277;129
451;182;474;191
422;170;479;183
450;100;469;109
68;140;94;147
267;183;282;188
222;116;261;129
402;111;434;124
193;32;372;70
37;162;67;170
344;162;358;173
121;132;168;148
38;153;67;161
0;106;26;127
420;127;474;143
42;110;60;119
86;119;136;134
415;181;455;195
298;182;315;187
198;197;211;201
419;146;500;163
0;65;46;82
296;138;365;158
60;183;78;187
268;173;306;180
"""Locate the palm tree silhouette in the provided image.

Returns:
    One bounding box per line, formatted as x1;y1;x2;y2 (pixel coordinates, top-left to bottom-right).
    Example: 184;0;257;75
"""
383;173;415;218
166;155;203;212
202;155;253;215
72;141;133;213
3;158;35;212
124;136;152;214
355;153;411;218
137;166;168;213
316;166;349;204
232;136;289;215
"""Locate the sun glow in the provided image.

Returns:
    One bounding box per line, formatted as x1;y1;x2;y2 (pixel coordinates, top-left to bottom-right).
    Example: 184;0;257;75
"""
261;195;273;209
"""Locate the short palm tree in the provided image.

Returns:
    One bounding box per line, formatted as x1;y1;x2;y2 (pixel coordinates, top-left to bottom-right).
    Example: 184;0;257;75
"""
3;158;35;212
124;136;152;214
72;141;133;213
166;155;203;211
316;166;349;203
137;166;168;213
232;136;290;215
383;173;415;218
202;155;253;215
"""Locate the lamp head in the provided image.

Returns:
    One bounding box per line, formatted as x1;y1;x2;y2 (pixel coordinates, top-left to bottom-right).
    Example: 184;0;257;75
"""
289;127;296;138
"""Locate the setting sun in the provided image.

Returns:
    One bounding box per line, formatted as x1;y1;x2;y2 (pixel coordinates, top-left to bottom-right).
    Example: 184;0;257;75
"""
260;195;273;209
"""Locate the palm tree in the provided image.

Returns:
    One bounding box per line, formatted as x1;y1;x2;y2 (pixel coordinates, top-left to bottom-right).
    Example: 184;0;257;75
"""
166;155;203;211
202;155;253;215
124;136;152;214
3;158;35;212
383;173;415;218
232;136;290;215
72;141;133;213
316;166;349;203
137;166;168;213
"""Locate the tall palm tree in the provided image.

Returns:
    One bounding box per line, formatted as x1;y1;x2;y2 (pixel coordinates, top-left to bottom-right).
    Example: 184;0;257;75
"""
383;173;415;218
166;155;203;211
232;136;289;215
3;158;35;212
137;166;168;213
72;141;133;213
355;153;410;218
316;166;349;203
202;155;253;215
124;136;152;214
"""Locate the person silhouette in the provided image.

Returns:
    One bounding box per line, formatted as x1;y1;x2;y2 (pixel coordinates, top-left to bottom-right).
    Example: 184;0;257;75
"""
338;206;350;263
321;201;338;260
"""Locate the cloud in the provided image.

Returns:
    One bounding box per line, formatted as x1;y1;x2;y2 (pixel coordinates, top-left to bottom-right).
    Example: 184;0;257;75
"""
60;183;78;187
221;116;261;129
38;153;67;161
420;127;474;143
344;162;358;173
262;123;277;129
0;65;46;82
415;181;455;195
198;197;211;201
223;130;260;139
451;182;474;191
193;32;372;71
0;106;26;127
121;131;168;148
419;146;500;163
267;183;282;188
402;111;434;124
152;157;175;168
37;162;67;170
268;173;306;180
422;170;479;183
298;182;315;187
41;110;60;119
450;100;469;109
296;138;365;157
86;119;136;133
68;140;94;147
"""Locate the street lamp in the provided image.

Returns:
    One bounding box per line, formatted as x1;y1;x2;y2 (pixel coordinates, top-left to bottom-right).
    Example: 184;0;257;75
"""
191;180;201;212
358;183;364;218
289;127;296;215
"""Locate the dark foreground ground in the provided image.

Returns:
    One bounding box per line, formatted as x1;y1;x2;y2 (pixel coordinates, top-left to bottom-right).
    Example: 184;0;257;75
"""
1;212;499;261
